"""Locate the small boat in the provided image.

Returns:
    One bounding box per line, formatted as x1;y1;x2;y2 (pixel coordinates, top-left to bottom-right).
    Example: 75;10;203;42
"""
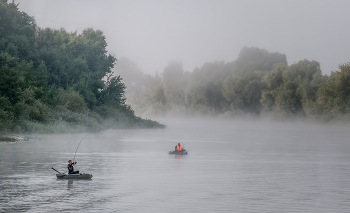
169;149;188;155
56;173;93;180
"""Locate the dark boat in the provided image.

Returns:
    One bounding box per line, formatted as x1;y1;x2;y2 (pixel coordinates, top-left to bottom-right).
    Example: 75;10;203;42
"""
56;173;93;180
169;149;188;155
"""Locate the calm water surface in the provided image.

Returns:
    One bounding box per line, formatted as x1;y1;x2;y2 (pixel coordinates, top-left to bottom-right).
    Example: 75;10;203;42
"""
1;119;350;212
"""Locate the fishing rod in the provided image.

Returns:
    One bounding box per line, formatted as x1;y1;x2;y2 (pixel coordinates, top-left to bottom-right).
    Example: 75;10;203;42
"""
73;134;89;163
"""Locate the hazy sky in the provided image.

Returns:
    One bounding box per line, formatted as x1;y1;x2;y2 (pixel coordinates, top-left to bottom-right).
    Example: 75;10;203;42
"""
17;0;350;75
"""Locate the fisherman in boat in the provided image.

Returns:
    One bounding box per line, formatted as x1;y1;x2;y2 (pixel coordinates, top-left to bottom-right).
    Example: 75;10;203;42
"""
67;160;79;174
175;143;182;152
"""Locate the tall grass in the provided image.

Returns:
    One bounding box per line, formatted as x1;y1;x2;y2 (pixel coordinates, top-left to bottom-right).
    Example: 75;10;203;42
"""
10;108;165;134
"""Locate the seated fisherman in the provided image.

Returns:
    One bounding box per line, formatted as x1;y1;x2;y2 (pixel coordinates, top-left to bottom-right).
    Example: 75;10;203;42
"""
175;143;182;152
67;160;79;174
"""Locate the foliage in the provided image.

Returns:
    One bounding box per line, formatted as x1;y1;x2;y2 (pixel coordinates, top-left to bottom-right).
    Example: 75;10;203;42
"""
0;2;164;133
14;88;49;122
53;88;86;113
3;1;350;127
116;48;350;122
0;96;14;128
186;61;230;114
261;60;324;117
314;63;350;119
0;136;16;142
99;75;126;108
223;70;266;114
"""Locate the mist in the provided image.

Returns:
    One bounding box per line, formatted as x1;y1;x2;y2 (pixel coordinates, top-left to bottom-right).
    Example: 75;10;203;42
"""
113;47;350;122
17;0;350;75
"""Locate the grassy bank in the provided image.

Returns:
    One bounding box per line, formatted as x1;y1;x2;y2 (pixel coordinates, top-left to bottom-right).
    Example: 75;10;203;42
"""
0;135;28;142
4;109;165;134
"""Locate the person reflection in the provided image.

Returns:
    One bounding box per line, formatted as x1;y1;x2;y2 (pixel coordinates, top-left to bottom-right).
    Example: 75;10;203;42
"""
67;180;74;189
175;155;182;159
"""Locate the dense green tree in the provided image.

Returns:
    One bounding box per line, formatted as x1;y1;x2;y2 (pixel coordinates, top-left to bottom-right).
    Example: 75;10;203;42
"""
0;95;14;128
0;2;164;132
0;1;38;64
15;88;49;122
99;75;126;107
316;63;350;116
53;88;86;113
260;63;287;111
234;47;287;74
185;61;230;113
261;60;324;116
222;47;287;114
223;70;266;113
36;27;116;108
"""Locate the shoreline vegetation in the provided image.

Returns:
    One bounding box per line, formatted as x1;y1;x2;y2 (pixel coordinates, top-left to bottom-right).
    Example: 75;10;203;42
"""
115;49;350;123
0;1;165;134
0;134;28;142
1;1;350;136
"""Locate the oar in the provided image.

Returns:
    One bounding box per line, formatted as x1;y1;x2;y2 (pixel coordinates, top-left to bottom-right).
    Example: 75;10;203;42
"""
52;167;61;174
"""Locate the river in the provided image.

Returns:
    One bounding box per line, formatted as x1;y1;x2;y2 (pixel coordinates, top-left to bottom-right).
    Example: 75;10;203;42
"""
1;118;350;212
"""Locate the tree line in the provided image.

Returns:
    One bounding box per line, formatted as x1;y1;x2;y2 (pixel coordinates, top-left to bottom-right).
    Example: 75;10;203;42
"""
115;48;350;121
0;1;164;132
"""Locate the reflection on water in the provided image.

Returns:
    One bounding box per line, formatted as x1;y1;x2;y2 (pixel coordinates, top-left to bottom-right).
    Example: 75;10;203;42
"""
1;119;350;212
67;180;74;189
175;155;182;159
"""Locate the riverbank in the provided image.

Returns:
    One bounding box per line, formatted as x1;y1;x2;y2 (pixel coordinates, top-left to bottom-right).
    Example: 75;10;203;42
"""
0;134;28;142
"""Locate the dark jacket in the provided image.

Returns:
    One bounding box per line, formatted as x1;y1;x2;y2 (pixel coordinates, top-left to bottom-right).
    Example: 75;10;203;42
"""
67;163;74;174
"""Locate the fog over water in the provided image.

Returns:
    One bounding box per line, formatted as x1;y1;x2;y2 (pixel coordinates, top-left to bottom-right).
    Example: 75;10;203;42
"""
16;0;350;74
1;119;350;212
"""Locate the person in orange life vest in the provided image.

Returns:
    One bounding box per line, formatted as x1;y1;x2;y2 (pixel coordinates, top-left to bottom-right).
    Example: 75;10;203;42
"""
175;143;182;152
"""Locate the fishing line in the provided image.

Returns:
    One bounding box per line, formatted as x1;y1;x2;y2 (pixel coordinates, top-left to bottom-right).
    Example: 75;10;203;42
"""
73;133;89;163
